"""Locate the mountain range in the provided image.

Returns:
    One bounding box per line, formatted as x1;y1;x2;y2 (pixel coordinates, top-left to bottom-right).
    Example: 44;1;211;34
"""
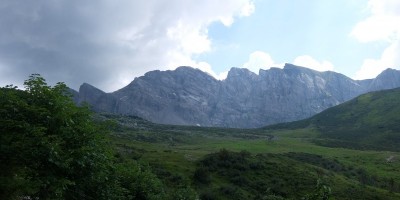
73;63;400;128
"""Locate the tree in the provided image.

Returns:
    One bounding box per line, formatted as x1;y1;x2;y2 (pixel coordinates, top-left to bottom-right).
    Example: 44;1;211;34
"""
193;167;211;185
0;74;119;199
302;179;331;200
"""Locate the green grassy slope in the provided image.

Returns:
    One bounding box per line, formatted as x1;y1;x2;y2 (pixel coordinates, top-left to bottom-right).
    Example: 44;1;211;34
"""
97;88;400;199
265;87;400;151
103;112;400;199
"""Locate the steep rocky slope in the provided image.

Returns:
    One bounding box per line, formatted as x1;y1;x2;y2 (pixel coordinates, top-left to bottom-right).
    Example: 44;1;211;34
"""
76;64;400;128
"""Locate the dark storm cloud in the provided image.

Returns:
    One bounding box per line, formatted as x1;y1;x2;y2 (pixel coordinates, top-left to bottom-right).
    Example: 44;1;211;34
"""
0;0;253;92
0;0;148;91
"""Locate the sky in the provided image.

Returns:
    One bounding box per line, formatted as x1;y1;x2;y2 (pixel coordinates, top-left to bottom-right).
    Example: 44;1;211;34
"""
0;0;399;92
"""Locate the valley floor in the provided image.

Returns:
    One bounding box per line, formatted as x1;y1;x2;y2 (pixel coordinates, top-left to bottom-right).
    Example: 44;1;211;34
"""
107;115;400;200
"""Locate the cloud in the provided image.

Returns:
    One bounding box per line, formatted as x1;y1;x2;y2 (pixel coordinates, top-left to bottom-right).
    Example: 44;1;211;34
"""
196;62;229;80
165;52;228;80
242;51;334;74
0;0;254;92
351;15;400;43
351;0;400;79
293;55;334;72
354;39;400;79
351;0;400;42
243;51;283;73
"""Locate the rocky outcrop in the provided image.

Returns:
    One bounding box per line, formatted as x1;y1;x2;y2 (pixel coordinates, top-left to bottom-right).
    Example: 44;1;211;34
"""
75;64;400;128
78;83;117;112
368;68;400;91
111;67;220;126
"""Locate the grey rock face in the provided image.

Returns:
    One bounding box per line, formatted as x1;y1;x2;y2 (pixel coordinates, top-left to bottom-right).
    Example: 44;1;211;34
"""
78;83;117;112
368;68;400;91
75;64;400;128
112;67;220;126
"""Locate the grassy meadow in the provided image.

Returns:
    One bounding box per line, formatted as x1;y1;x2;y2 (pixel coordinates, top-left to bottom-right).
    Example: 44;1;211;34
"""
106;114;400;199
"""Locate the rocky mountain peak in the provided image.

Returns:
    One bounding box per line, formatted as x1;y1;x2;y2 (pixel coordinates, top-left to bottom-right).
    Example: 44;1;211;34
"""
283;63;323;76
78;83;106;101
227;67;255;76
369;68;400;91
74;64;400;128
226;67;258;82
78;83;115;112
174;66;217;83
80;82;103;92
175;66;203;73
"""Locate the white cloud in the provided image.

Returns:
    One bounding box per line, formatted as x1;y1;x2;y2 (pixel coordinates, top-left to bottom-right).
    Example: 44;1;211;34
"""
239;1;255;17
167;23;211;55
351;0;400;79
293;55;334;72
242;51;334;74
354;39;400;79
351;0;400;43
164;51;228;80
351;15;400;43
196;62;229;80
243;51;283;74
354;59;385;80
106;0;255;90
0;0;254;92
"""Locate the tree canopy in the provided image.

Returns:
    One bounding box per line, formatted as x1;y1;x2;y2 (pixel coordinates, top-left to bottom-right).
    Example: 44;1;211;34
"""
0;74;172;199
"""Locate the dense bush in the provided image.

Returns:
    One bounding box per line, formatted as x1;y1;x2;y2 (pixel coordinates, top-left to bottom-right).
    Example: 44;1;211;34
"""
194;149;320;199
285;152;400;193
0;75;168;199
194;167;211;185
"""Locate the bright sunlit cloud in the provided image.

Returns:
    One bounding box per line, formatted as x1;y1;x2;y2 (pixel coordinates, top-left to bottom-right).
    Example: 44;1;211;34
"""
243;51;283;74
241;52;334;74
352;0;400;79
293;55;335;72
354;39;400;79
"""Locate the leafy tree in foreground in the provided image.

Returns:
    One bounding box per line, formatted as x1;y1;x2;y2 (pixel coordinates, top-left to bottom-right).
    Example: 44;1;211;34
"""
0;74;121;199
0;75;172;199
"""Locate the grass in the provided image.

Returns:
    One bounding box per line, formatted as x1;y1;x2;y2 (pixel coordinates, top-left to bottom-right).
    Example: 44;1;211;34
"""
263;88;400;152
99;88;400;199
105;116;400;199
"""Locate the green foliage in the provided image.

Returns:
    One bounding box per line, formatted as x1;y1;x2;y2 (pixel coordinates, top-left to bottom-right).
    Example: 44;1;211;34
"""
168;185;198;200
108;112;400;200
256;188;286;200
0;75;118;199
285;152;345;173
313;88;400;151
286;152;400;194
5;75;400;200
301;179;331;200
0;75;170;199
194;149;319;199
115;160;166;200
193;167;211;185
265;88;400;152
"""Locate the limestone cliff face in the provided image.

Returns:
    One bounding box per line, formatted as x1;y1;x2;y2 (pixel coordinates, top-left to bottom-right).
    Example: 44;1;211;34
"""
111;67;220;126
78;83;117;112
75;64;400;128
212;64;370;127
368;68;400;91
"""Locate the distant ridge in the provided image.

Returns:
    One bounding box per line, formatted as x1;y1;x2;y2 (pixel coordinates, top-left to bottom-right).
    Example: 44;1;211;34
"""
74;64;400;128
265;87;400;151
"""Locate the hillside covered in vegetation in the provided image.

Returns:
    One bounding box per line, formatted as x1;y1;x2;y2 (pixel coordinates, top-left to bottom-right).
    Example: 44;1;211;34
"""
266;88;400;151
1;75;400;199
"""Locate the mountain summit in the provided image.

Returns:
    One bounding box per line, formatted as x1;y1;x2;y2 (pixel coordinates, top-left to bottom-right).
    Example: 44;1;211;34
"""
76;64;400;128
